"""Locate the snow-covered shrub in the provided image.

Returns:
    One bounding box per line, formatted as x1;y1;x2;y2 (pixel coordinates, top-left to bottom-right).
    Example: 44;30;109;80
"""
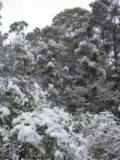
10;107;90;160
0;78;120;160
87;112;120;160
0;77;48;120
0;77;90;160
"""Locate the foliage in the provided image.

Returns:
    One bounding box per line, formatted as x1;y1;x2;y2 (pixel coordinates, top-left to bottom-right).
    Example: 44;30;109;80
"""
0;0;120;159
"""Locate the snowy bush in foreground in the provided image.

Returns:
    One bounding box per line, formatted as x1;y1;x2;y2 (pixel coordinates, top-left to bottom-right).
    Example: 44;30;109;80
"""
0;77;120;160
0;77;89;159
11;107;89;160
88;112;120;160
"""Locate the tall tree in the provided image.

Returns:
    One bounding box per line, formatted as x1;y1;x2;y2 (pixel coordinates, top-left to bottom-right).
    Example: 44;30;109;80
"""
89;0;120;89
52;7;90;52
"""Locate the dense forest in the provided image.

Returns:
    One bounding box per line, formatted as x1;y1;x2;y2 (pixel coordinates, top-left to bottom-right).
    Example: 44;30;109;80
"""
0;0;120;159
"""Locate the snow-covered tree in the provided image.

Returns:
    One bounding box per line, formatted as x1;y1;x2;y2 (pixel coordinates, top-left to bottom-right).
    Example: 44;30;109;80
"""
0;1;120;159
89;0;120;89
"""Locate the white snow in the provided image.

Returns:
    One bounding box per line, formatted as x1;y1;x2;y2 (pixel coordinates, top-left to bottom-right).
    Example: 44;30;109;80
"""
11;107;89;159
46;61;55;68
18;125;43;147
7;80;28;105
0;106;10;120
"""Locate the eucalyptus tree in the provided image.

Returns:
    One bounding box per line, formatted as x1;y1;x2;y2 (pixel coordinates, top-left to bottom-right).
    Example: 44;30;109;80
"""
88;0;120;89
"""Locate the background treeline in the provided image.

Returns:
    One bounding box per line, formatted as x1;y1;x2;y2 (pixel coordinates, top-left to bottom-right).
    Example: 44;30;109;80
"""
0;0;120;116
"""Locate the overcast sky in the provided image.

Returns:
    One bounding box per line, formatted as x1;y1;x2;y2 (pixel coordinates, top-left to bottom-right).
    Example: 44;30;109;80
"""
1;0;93;32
